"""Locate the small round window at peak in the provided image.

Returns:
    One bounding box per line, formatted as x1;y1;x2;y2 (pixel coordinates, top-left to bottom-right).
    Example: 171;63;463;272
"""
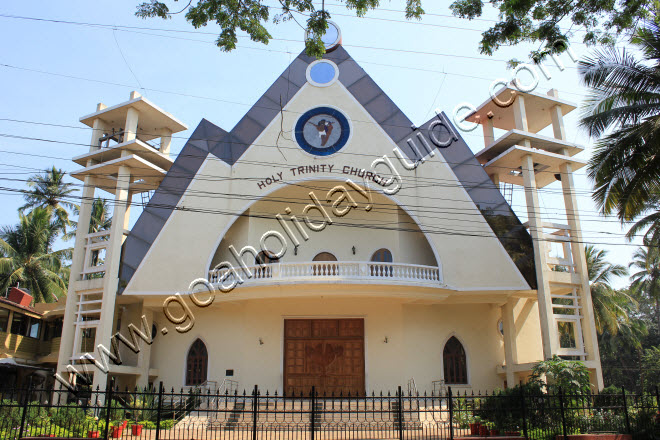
321;22;341;49
305;21;342;52
307;60;339;87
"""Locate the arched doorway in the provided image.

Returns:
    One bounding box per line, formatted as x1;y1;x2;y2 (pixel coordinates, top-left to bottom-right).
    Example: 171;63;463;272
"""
313;252;337;261
312;252;338;276
370;248;393;276
186;339;208;386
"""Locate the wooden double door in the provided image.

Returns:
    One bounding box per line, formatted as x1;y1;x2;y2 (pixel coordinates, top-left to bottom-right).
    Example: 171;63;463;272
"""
284;319;365;396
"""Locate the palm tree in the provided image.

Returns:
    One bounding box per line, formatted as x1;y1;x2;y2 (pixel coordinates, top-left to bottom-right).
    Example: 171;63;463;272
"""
578;21;660;228
0;208;71;304
629;244;660;327
20;167;78;234
585;245;632;334
63;198;112;241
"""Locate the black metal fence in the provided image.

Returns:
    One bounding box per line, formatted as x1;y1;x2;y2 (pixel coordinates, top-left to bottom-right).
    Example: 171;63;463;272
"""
1;385;659;440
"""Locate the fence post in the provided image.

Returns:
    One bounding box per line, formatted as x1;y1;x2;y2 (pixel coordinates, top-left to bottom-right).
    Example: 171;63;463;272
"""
252;385;258;440
622;387;631;434
558;387;568;440
448;386;454;440
154;383;164;440
103;381;113;440
397;386;404;440
519;386;529;440
18;383;32;439
310;386;316;440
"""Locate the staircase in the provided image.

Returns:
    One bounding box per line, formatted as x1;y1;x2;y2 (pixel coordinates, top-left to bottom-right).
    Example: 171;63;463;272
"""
197;398;427;431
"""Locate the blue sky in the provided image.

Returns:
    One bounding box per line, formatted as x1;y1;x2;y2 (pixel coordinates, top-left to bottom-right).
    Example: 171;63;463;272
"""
0;0;641;288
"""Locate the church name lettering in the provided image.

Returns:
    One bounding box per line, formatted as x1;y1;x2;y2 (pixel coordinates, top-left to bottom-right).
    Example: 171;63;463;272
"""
257;164;387;190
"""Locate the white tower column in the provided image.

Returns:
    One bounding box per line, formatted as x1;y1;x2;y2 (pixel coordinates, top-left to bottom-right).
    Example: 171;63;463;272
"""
56;106;106;389
560;159;604;388
92;164;131;392
521;154;558;359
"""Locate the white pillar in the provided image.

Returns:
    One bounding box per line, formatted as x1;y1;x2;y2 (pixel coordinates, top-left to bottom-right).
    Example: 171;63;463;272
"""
92;164;131;392
482;117;495;147
136;307;154;389
160;129;173;157
512;95;529;132
547;90;567;141
124;108;140;143
521;154;558;359
56;177;96;379
502;298;519;387
559;159;604;389
56;113;106;388
90;104;107;151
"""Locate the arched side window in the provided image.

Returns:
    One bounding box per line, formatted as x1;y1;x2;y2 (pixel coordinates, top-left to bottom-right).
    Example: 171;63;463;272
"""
443;336;467;384
313;252;337;261
186;339;208;386
371;248;393;262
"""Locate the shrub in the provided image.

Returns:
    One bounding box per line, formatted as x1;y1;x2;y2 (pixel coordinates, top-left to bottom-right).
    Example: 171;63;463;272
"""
24;401;48;426
50;403;86;433
141;421;157;429
0;399;21;428
159;419;175;430
99;399;126;422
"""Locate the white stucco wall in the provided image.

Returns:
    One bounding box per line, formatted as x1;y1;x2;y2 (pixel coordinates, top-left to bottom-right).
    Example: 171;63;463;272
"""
146;297;541;392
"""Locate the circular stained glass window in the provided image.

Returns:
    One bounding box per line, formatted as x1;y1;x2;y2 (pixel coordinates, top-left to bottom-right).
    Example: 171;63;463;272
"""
295;107;350;156
307;60;338;86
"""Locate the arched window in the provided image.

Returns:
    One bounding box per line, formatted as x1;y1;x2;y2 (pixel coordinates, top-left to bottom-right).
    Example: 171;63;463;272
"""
186;339;208;386
313;252;337;261
443;336;467;384
371;248;393;262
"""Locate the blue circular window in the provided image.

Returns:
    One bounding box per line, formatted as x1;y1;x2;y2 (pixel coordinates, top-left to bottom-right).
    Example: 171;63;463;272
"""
308;61;338;85
295;107;350;156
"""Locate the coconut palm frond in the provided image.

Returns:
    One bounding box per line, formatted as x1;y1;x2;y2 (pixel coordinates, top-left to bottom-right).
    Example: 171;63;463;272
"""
579;21;660;227
0;207;68;304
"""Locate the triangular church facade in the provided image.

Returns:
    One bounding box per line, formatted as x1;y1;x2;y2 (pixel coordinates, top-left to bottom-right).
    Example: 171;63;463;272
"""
56;29;603;394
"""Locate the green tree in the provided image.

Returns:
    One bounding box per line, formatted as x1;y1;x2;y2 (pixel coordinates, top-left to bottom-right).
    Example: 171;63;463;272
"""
530;355;591;394
0;208;71;304
63;198;113;242
630;245;660;328
641;345;660;390
578;21;660;229
135;0;655;59
20;167;78;235
585;245;631;334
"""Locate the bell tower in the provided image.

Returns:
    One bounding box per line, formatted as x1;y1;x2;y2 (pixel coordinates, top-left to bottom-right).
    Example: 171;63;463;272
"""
55;91;187;393
468;86;603;389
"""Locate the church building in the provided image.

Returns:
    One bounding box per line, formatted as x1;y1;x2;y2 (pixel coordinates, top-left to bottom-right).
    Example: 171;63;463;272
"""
55;23;603;396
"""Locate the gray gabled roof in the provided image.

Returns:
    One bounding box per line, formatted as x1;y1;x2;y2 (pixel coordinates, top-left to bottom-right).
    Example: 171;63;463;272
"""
119;46;536;291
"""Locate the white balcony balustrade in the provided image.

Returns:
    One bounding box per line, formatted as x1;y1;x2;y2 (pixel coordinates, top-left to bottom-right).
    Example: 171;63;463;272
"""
208;261;442;287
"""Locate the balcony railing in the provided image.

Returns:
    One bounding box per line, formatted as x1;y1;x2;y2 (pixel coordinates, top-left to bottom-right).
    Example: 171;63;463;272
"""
208;261;442;287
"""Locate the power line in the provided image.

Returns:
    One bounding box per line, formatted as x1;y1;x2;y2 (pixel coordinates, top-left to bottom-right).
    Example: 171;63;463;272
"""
0;164;646;237
0;184;646;247
0;13;584;69
0;123;599;185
